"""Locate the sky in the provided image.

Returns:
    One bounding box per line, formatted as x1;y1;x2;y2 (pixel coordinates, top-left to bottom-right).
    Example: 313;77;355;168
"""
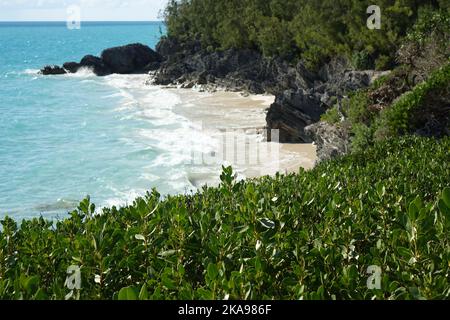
0;0;169;21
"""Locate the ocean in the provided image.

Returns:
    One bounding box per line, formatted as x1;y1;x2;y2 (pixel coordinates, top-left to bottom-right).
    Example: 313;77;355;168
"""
0;21;295;220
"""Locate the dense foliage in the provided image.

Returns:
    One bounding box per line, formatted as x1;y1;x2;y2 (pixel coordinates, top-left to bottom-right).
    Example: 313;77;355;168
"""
1;136;449;300
321;8;449;152
376;63;450;138
341;61;450;152
0;1;448;302
163;0;448;70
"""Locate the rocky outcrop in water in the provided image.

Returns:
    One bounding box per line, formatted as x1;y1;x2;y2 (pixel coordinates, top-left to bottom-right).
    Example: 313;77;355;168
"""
101;43;163;74
40;43;162;76
80;55;111;76
40;65;67;75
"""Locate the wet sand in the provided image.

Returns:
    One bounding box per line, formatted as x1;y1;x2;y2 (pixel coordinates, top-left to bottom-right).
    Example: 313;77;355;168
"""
168;89;317;182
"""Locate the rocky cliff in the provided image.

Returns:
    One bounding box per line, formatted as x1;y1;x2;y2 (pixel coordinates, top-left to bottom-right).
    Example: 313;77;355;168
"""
40;38;388;163
152;38;388;155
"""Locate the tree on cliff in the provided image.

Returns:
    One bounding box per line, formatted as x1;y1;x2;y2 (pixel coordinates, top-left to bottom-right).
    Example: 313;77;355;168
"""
163;0;448;70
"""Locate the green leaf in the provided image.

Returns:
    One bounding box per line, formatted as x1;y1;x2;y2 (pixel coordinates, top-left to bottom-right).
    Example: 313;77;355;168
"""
118;286;138;300
135;234;145;241
24;276;40;294
442;188;450;207
238;225;250;234
438;199;450;218
397;247;413;259
33;288;48;300
162;276;176;290
259;218;275;229
408;198;420;221
255;257;262;273
376;182;386;198
159;250;177;257
207;263;219;281
139;284;149;300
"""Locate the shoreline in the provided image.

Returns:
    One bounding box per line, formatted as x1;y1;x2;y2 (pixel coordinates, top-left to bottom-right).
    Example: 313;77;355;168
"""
50;70;319;182
10;70;316;217
165;87;317;184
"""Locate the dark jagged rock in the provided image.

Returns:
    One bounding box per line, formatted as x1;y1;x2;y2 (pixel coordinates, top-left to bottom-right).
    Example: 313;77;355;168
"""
266;58;389;143
156;37;181;58
153;41;316;95
316;58;389;98
152;39;388;146
79;55;111;76
62;62;80;73
305;122;350;163
143;61;162;72
266;90;326;143
156;37;202;60
42;43;161;76
39;65;67;75
62;56;111;76
101;43;163;74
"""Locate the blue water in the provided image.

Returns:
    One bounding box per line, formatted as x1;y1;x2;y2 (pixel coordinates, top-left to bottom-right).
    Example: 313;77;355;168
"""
0;21;206;219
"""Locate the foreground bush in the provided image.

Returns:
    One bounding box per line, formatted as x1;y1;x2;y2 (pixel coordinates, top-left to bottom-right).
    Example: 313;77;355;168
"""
0;136;449;300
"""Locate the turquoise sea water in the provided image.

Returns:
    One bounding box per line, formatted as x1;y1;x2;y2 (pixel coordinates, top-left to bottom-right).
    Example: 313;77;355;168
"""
0;21;201;219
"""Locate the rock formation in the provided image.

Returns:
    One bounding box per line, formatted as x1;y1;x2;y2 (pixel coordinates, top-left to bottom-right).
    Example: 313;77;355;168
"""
305;122;351;163
40;37;391;163
39;65;67;75
40;43;162;76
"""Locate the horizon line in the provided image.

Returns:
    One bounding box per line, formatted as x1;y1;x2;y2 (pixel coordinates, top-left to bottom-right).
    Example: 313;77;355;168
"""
0;20;164;23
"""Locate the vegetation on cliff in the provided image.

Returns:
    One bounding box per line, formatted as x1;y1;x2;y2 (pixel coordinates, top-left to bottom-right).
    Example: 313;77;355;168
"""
1;136;449;300
163;0;448;70
321;9;449;152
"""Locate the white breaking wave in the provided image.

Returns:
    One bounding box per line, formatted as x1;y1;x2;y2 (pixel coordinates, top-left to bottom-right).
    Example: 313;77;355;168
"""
83;73;280;208
101;74;215;192
23;68;40;75
66;67;96;78
102;189;143;210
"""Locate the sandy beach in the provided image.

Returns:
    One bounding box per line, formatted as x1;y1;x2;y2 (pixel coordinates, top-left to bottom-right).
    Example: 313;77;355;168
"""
167;88;317;185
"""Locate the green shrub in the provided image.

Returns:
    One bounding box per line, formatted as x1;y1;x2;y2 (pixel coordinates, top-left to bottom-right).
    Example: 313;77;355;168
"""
350;123;374;153
398;9;450;80
345;91;372;125
320;106;341;124
375;55;393;71
257;17;294;58
371;74;390;89
164;0;446;71
1;136;449;300
405;8;450;46
352;50;372;70
375;62;450;138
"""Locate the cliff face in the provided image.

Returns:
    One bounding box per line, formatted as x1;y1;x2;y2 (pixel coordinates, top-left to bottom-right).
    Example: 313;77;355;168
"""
153;38;316;95
266;90;326;143
153;38;387;154
266;67;389;144
39;38;389;163
304;122;351;162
